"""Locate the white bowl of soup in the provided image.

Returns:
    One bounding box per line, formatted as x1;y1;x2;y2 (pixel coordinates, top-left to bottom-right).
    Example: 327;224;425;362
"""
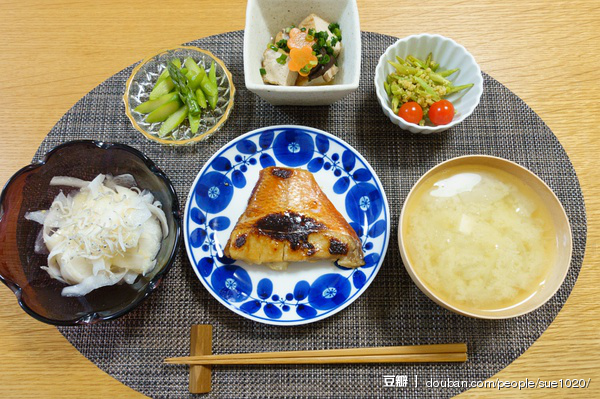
399;155;572;319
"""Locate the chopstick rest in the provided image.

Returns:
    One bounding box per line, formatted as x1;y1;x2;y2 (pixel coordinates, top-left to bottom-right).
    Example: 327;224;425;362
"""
189;325;212;394
169;325;468;394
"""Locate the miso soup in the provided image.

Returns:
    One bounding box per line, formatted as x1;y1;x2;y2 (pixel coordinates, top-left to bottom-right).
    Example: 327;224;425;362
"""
402;164;557;313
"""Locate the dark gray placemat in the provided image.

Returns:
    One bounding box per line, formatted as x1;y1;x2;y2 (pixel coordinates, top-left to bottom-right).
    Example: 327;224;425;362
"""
33;31;586;398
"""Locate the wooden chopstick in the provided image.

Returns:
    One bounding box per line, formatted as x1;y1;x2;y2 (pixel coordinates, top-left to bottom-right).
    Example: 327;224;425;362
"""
165;343;467;365
167;353;467;365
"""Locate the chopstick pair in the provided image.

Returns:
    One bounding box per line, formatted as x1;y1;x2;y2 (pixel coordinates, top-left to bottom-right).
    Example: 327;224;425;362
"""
165;343;467;365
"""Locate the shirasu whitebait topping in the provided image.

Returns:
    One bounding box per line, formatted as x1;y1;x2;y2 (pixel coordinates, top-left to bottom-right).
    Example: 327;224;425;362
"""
25;174;169;297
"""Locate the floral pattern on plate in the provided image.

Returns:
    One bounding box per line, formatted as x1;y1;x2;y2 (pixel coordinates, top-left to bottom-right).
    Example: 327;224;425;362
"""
184;125;390;325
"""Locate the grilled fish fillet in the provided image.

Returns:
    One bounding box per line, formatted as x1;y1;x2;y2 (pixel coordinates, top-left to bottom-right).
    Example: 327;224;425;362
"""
224;167;365;270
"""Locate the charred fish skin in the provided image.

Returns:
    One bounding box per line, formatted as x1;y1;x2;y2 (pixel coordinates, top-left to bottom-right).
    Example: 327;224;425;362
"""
224;167;365;270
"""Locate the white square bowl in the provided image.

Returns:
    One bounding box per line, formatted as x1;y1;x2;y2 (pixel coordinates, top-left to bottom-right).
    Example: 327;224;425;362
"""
374;34;483;134
244;0;361;106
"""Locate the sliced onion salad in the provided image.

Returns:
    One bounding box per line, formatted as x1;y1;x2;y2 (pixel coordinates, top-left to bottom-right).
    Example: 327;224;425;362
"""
25;174;169;297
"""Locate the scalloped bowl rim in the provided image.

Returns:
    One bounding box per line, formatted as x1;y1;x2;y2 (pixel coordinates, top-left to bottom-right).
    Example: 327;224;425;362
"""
0;140;182;325
374;33;484;133
123;46;236;146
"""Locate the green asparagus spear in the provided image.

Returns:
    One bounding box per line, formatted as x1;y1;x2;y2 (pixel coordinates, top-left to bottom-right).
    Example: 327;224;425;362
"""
195;88;207;109
188;112;201;134
184;57;202;76
200;75;218;98
146;100;181;123
158;105;188;137
149;78;174;100
187;68;207;91
167;60;201;117
134;92;179;114
155;58;181;85
207;93;218;110
209;60;217;86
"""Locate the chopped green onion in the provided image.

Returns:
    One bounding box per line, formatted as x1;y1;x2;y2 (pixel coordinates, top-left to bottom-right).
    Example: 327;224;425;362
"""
330;37;338;47
333;28;342;40
306;34;314;41
300;65;311;74
269;44;278;51
276;54;287;65
318;54;330;65
308;28;316;36
325;46;334;55
259;68;266;75
328;22;340;31
300;27;306;32
276;39;289;52
308;60;318;66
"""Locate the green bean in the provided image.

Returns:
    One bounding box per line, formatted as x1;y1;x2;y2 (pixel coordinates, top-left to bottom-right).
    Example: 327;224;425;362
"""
414;76;440;101
440;68;459;77
391;96;400;113
384;53;473;124
384;81;391;97
428;71;450;86
407;55;427;69
446;83;474;94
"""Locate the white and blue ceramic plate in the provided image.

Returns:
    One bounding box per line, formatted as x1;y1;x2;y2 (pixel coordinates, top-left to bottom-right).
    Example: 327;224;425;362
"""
184;125;390;325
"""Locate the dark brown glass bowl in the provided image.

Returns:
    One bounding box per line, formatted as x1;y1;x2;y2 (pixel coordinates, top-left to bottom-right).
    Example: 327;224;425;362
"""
0;141;181;325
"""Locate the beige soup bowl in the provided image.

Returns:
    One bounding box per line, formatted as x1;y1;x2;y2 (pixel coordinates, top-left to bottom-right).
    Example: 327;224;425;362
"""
398;155;573;319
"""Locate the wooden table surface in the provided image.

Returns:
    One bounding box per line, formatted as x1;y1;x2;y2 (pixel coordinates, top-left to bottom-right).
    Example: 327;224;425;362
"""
1;0;598;397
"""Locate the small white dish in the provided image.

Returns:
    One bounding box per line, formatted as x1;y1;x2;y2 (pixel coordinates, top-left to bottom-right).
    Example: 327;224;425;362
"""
244;0;361;106
374;34;483;134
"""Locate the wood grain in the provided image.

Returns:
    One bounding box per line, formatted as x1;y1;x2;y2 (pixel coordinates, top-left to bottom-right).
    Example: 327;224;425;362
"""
0;0;598;397
189;325;212;394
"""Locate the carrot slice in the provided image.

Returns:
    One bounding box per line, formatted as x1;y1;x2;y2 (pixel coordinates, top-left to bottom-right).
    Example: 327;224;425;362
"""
287;28;316;50
288;46;318;77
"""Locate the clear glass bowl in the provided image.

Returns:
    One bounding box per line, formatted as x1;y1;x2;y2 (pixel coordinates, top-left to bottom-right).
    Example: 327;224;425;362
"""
124;46;235;145
0;141;181;325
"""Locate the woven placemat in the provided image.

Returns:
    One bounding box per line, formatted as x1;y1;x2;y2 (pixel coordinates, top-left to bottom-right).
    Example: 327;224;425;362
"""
34;31;586;398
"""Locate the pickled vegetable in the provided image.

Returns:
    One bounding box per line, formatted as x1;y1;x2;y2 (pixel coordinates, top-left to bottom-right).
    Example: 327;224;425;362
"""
386;53;473;125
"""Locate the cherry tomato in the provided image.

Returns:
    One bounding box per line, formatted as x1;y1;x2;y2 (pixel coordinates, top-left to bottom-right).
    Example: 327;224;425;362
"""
428;100;455;125
398;102;423;124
